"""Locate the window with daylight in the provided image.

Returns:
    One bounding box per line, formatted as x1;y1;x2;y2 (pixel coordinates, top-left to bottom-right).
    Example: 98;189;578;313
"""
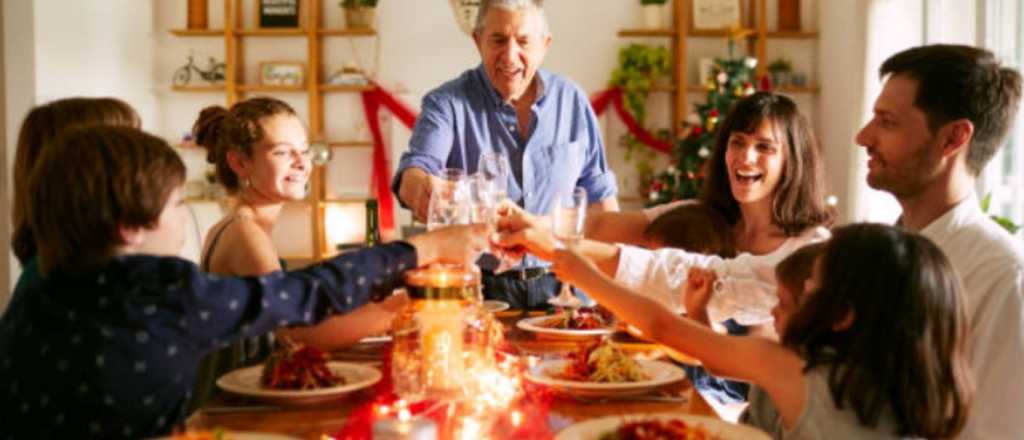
979;0;1024;237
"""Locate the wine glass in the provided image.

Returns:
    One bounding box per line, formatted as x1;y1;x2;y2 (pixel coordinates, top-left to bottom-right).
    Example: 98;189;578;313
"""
479;151;521;270
549;187;587;308
426;168;469;231
478;151;510;204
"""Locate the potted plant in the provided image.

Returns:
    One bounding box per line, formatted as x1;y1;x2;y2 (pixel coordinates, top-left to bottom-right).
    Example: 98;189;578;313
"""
767;58;792;88
641;0;669;28
341;0;377;29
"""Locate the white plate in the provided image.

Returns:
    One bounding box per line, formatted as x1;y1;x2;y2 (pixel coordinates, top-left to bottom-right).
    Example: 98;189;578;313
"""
216;361;381;405
516;315;615;340
152;432;301;440
483;299;510;313
357;334;393;344
525;359;685;397
555;412;770;440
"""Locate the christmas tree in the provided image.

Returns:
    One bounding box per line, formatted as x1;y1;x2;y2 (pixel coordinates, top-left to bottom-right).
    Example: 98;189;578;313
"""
646;36;759;206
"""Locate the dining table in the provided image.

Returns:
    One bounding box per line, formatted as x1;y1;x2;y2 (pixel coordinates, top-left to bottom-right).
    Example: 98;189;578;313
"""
184;310;721;439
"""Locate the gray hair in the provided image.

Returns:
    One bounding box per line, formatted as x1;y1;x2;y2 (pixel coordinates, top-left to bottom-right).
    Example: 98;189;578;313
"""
473;0;550;37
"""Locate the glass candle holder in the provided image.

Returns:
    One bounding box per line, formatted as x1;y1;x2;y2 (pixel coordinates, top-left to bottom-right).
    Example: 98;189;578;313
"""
392;264;493;401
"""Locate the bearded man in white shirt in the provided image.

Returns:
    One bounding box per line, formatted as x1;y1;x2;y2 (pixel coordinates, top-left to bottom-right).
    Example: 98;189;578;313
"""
856;44;1022;439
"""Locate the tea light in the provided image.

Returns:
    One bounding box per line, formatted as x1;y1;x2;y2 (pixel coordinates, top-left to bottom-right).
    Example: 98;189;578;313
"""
372;416;438;440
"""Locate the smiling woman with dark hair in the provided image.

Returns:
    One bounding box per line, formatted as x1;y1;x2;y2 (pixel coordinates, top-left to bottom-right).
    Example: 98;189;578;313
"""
500;92;834;327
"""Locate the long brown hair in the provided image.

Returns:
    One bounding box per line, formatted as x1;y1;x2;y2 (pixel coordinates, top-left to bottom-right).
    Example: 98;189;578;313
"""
11;97;140;264
699;92;833;235
192;97;297;193
783;224;972;437
29;126;185;276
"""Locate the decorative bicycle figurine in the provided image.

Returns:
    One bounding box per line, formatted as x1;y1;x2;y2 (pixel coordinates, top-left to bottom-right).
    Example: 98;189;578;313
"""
173;54;226;86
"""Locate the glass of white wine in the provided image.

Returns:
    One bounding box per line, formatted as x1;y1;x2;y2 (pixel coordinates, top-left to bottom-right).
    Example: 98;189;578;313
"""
426;168;469;231
548;186;587;308
478;151;518;271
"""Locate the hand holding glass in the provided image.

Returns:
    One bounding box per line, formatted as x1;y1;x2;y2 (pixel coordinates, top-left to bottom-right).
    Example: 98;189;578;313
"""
549;187;587;308
426;168;470;231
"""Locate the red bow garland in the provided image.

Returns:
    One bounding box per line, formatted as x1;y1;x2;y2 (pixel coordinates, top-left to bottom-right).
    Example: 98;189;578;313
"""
360;84;418;232
590;87;673;154
359;85;670;232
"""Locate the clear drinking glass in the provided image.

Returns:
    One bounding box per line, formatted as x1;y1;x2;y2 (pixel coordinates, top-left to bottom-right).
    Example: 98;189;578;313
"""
477;151;510;204
426;168;469;231
548;187;587;308
478;151;518;271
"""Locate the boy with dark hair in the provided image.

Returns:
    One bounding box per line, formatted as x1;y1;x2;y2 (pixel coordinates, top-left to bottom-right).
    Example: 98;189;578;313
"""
0;126;488;438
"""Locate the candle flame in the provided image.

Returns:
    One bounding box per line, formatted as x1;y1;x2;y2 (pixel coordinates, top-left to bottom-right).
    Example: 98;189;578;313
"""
510;410;523;427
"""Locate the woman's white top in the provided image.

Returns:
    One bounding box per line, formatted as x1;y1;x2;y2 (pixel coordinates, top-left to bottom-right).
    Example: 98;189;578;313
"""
614;226;830;325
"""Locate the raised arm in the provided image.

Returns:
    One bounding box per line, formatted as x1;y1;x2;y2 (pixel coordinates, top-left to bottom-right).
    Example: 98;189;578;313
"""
391;93;456;222
551;248;806;427
158;224;488;352
498;207;779;322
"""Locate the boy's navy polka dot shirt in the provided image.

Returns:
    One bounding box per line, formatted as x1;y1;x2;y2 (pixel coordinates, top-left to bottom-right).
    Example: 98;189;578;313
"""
0;242;416;438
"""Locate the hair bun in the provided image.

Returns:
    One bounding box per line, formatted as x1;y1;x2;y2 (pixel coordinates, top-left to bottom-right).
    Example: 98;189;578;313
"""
193;105;228;163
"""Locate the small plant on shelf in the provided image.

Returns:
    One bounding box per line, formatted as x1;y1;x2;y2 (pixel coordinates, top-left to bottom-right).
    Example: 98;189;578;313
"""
767;58;792;88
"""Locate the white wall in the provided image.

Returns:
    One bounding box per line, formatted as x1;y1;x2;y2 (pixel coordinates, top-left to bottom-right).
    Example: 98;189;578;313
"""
2;0;35;309
1;0;159;298
34;0;159;125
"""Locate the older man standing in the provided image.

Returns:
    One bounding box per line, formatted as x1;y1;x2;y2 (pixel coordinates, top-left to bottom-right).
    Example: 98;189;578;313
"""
392;0;619;309
856;44;1023;438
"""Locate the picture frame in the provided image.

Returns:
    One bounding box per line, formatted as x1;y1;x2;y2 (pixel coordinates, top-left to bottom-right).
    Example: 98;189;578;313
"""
690;0;744;31
259;61;305;87
257;0;300;28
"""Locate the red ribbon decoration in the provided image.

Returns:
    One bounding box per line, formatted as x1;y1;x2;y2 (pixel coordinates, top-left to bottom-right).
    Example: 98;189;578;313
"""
359;85;670;231
360;84;418;232
590;87;673;154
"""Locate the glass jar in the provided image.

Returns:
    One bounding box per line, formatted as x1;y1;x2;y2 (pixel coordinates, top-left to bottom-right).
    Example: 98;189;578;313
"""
391;264;495;401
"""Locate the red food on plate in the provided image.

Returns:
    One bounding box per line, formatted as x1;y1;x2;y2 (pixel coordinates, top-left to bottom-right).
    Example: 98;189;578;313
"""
260;340;344;390
542;307;612;330
604;419;715;439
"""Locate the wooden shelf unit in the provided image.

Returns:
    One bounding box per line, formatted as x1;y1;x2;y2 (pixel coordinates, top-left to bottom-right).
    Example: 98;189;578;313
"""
617;0;819;139
170;0;379;261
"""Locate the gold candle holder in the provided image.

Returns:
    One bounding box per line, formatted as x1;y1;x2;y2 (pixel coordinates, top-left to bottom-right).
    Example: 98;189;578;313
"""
392;264;489;401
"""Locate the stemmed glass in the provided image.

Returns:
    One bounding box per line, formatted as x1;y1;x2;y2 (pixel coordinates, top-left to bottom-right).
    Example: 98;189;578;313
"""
549;187;587;308
478;151;518;271
478;151;510;204
426;168;470;231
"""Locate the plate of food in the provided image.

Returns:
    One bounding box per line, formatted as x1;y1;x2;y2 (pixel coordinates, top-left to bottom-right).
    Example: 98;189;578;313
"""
524;341;685;397
483;299;510;313
554;412;770;440
516;307;615;339
217;342;381;405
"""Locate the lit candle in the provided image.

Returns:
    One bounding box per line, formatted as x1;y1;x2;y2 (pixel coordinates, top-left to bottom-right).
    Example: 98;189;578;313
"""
372;415;438;440
510;410;523;427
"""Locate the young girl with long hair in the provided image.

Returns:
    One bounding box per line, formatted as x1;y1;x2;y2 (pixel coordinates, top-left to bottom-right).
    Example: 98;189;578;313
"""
551;223;972;438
